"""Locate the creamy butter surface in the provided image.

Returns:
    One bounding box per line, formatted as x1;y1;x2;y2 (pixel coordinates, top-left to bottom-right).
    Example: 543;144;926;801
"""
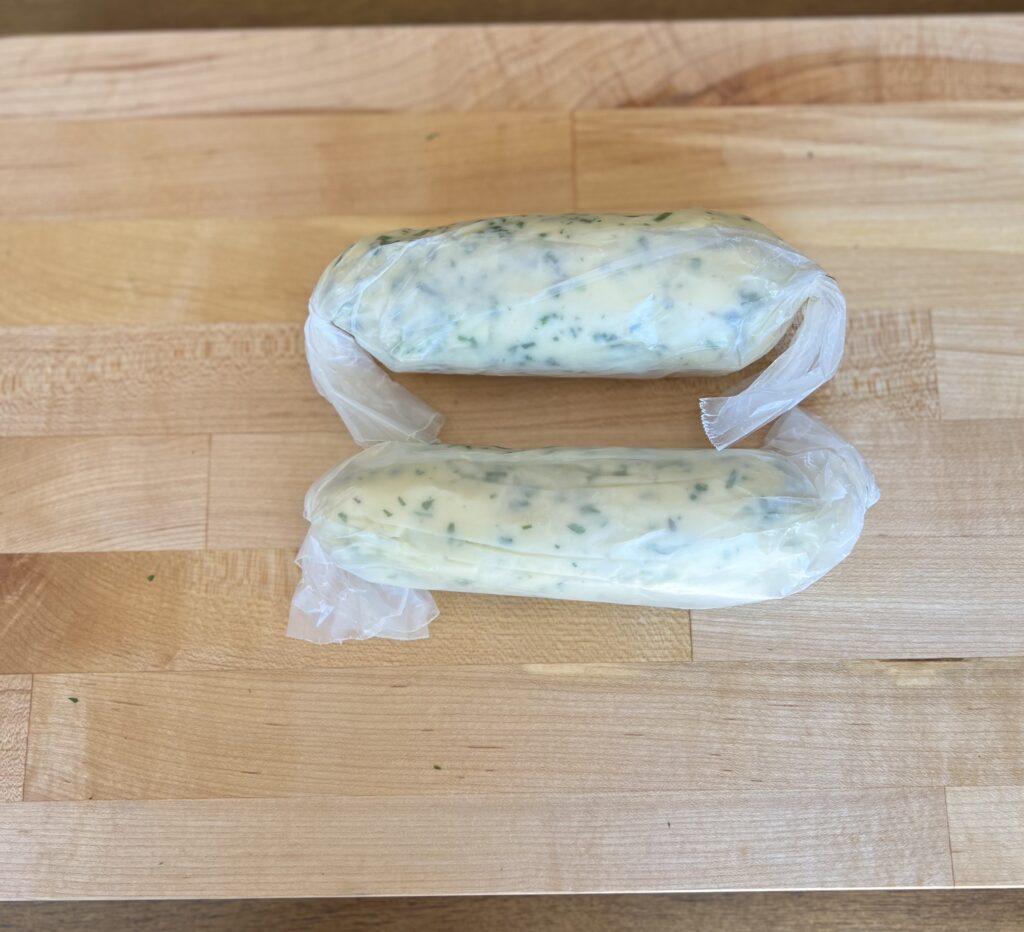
313;211;825;377
306;438;863;610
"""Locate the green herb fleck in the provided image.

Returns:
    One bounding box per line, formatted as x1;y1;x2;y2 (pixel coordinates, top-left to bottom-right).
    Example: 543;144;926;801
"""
433;764;442;770
421;498;434;511
425;131;441;142
725;469;738;489
521;524;533;530
653;211;672;222
447;522;456;535
337;512;347;522
499;535;514;545
382;508;393;517
457;335;478;348
146;574;155;582
397;496;406;506
567;523;586;534
68;697;79;704
580;504;600;514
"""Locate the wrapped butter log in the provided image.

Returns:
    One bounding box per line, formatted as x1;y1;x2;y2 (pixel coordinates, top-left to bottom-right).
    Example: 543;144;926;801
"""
306;211;845;449
289;408;878;644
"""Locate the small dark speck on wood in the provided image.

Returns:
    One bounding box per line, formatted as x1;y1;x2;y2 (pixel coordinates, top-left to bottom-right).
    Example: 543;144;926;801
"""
68;697;79;703
425;131;441;142
433;764;442;770
146;574;155;582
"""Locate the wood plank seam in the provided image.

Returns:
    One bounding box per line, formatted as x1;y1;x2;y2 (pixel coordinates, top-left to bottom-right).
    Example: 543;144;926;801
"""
944;786;957;885
23;674;32;801
203;433;213;549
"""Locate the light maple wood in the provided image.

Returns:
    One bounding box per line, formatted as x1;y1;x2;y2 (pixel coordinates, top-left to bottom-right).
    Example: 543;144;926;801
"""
0;436;208;553
947;787;1024;886
0;18;1022;119
1;15;1022;898
691;537;1024;661
23;660;1024;801
574;104;1024;217
0;551;689;674
0;217;406;326
934;309;1024;420
0;113;572;221
207;433;356;550
0;789;951;897
0;325;333;437
0;676;31;802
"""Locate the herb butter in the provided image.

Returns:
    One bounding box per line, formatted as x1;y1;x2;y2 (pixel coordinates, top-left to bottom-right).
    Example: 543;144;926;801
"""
302;412;877;614
306;211;845;449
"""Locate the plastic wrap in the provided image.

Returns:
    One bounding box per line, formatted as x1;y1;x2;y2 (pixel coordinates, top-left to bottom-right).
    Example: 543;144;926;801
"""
307;211;845;449
288;408;878;644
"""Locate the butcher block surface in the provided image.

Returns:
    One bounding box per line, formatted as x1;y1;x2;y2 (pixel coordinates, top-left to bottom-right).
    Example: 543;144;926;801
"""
1;15;1023;898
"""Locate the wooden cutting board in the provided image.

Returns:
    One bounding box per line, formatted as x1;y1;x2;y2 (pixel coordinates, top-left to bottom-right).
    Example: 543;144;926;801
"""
1;15;1023;898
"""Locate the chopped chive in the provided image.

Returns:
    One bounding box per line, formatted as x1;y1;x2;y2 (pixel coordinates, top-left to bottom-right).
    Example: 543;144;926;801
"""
567;523;586;534
653;211;672;222
521;524;533;530
397;496;406;506
447;522;456;534
421;498;434;511
382;508;393;517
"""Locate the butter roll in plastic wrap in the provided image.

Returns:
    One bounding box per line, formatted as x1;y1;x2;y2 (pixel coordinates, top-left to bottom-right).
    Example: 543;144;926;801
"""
289;409;878;644
305;210;846;449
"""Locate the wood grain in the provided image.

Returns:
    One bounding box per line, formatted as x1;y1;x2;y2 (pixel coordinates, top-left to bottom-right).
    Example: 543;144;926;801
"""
947;787;1024;886
836;419;1024;539
0;217;410;326
574;104;1024;216
1;18;1023;119
23;660;1024;801
0;325;333;437
0;551;689;674
0;676;31;802
3;0;1023;33
807;307;939;423
0;436;208;552
207;433;355;550
0;113;572;221
0;789;951;897
9;890;1024;932
691;538;1024;661
934;309;1024;421
32;890;1024;932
